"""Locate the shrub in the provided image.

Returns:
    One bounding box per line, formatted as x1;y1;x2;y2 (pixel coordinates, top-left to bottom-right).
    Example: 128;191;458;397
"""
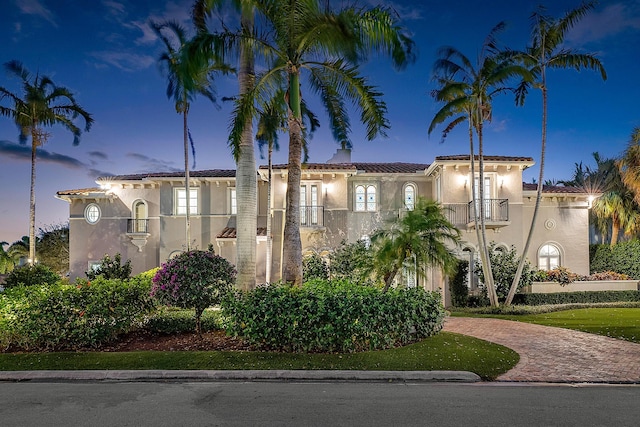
449;260;468;307
4;263;60;288
513;290;640;305
222;279;445;353
590;241;640;279
151;249;235;334
0;276;155;350
536;266;581;285
86;253;132;280
328;240;376;285
585;271;631;281
145;308;222;334
475;243;534;300
303;253;328;281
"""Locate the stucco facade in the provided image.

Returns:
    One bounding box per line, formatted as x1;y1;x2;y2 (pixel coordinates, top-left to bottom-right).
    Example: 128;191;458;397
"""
57;151;594;302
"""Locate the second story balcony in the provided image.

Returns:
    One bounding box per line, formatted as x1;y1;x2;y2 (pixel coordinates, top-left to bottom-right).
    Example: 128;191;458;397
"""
300;206;324;227
127;219;149;234
444;199;510;229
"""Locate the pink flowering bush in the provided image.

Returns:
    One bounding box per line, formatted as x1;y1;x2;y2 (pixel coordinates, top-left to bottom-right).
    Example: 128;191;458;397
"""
151;249;235;334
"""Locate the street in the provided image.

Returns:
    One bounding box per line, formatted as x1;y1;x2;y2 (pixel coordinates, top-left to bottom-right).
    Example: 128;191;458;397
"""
0;381;638;426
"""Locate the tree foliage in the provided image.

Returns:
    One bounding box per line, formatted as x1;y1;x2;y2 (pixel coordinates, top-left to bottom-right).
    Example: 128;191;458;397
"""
86;253;132;281
36;223;69;275
475;243;534;302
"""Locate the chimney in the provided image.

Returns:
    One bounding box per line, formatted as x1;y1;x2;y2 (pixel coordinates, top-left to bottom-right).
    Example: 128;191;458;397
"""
327;148;351;164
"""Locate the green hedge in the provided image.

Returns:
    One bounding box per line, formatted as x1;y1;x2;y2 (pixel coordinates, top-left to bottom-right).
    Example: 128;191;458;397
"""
145;308;223;334
590;241;640;279
0;276;155;351
222;280;445;353
513;290;640;306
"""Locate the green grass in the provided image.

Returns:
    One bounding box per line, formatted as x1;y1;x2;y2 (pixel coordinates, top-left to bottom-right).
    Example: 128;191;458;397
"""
456;308;640;343
0;332;518;380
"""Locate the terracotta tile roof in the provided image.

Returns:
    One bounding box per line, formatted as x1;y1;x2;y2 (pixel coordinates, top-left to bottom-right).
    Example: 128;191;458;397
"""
97;170;237;181
436;155;534;162
216;227;268;239
522;183;586;194
56;188;104;196
263;162;429;174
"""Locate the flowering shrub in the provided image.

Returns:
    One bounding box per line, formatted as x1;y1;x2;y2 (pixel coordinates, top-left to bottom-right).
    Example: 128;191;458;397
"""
585;271;631;281
535;267;632;285
151;249;235;334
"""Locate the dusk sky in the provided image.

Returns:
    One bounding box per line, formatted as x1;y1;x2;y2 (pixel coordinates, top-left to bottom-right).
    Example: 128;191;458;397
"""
1;0;639;245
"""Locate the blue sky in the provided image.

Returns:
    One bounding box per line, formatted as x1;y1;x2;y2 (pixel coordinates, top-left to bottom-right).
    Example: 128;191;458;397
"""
1;0;639;244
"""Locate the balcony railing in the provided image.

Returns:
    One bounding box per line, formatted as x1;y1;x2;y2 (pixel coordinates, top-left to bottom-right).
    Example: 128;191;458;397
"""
127;219;149;234
444;199;509;227
300;205;324;227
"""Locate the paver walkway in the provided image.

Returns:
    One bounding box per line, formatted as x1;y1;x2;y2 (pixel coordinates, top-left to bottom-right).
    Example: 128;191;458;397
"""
443;317;640;383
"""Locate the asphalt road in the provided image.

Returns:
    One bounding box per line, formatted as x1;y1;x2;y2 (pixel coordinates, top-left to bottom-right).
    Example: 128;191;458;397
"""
0;381;638;426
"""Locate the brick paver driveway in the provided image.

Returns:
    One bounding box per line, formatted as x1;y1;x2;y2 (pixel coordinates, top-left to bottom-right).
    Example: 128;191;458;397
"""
443;317;640;383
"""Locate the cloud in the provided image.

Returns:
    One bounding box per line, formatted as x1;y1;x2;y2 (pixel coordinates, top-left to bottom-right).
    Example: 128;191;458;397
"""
88;151;109;160
0;140;109;179
14;0;57;27
102;0;126;18
127;152;180;172
566;2;640;46
89;51;155;72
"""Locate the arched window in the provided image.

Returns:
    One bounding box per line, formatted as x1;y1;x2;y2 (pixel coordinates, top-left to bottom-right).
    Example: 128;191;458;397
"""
404;183;416;211
354;185;377;212
131;200;148;233
538;243;561;270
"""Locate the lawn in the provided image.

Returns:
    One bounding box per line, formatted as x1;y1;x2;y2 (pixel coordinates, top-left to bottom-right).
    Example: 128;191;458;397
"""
456;308;640;343
0;332;518;381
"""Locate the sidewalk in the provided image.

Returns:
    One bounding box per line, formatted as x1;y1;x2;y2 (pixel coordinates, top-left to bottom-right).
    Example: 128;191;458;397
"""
443;317;640;383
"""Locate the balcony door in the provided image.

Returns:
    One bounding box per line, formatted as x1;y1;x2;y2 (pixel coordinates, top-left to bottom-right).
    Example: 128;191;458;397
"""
300;183;320;226
473;176;493;219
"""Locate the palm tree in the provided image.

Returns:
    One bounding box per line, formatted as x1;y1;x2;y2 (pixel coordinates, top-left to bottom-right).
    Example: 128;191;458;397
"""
504;2;607;305
193;0;258;290
228;0;414;285
619;127;640;204
0;61;93;264
151;20;231;251
429;23;529;306
371;198;461;292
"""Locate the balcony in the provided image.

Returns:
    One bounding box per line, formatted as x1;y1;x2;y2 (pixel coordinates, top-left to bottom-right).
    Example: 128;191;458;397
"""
300;206;324;227
126;219;150;251
444;199;510;229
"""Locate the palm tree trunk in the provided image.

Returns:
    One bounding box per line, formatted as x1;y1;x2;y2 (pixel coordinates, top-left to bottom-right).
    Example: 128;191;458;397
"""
282;71;303;285
610;218;620;246
29;133;37;264
505;71;548;305
235;11;257;291
265;143;273;283
183;108;191;251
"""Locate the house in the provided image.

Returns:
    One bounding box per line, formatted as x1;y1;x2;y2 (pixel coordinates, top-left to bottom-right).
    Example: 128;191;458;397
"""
56;149;594;304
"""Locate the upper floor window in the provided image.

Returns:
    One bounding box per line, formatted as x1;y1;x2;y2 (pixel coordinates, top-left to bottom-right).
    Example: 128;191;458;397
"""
230;188;237;215
404;183;416;211
174;188;197;215
84;203;101;224
355;184;376;212
538;243;561;270
130;199;148;233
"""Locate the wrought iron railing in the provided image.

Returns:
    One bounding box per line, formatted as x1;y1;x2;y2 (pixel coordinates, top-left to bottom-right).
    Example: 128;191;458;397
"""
127;219;149;234
300;206;324;227
467;199;509;222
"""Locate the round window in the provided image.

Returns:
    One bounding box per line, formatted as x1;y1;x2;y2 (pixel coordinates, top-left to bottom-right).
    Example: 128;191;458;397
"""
85;203;101;224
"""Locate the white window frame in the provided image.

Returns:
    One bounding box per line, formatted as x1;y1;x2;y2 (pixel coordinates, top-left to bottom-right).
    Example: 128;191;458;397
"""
354;184;377;212
174;188;198;216
131;199;148;233
84;203;101;224
229;187;237;215
403;182;417;211
538;243;561;271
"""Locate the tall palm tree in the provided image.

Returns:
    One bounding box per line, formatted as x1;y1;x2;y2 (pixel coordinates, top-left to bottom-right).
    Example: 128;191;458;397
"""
0;61;93;264
504;2;607;305
228;0;414;285
193;0;258;290
619;127;640;204
429;23;528;306
372;198;461;292
151;20;231;251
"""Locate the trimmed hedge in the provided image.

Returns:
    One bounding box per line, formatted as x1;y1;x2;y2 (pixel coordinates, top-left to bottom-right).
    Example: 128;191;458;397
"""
146;308;223;334
590;241;640;279
222;279;445;353
513;290;640;306
0;276;155;351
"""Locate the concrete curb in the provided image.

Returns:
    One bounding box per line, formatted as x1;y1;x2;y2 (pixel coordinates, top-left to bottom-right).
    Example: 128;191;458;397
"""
0;370;481;383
